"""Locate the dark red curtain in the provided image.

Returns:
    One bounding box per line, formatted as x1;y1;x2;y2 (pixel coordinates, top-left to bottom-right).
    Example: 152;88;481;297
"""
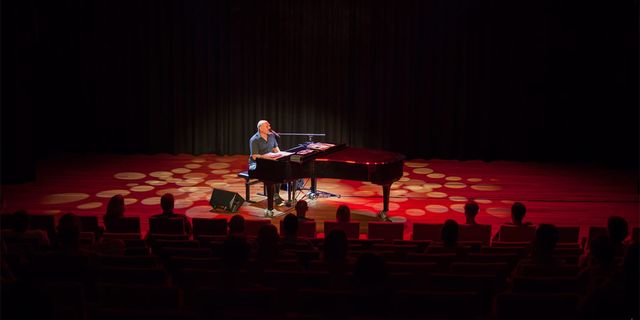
2;0;638;183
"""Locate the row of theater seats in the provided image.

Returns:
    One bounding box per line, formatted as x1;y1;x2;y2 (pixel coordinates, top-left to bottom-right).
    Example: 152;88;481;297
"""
2;212;638;244
4;228;629;320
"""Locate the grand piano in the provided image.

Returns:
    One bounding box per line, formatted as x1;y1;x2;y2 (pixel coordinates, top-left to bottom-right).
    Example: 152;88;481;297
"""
249;142;405;219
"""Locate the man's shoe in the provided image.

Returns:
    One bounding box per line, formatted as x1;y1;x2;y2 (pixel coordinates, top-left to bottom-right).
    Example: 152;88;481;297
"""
274;196;284;205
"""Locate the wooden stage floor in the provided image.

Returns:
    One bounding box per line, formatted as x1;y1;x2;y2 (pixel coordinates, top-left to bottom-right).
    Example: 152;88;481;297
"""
2;153;638;239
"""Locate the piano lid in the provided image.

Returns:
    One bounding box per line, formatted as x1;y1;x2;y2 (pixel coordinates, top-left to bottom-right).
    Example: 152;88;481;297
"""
316;147;405;165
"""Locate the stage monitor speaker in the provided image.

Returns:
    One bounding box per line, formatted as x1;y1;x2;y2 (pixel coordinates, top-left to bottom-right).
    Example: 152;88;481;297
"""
209;189;245;213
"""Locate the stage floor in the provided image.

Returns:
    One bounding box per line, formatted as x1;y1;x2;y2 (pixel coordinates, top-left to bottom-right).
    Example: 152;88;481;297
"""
2;153;638;239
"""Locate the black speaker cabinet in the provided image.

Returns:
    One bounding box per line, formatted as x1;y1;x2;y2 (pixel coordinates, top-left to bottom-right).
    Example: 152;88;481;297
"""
209;189;245;213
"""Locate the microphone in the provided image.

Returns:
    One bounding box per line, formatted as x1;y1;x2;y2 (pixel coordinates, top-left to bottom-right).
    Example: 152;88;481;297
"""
270;129;281;138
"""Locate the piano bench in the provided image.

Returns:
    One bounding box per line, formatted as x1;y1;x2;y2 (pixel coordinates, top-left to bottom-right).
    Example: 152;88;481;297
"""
238;171;263;203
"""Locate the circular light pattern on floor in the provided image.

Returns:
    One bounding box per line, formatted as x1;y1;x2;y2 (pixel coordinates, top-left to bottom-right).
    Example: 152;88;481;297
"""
467;178;482;182
426;192;448;198
124;198;137;205
130;185;154;192
326;197;370;205
358;185;381;192
389;197;409;203
427;173;446;179
205;180;229;188
353;190;375;197
176;180;202;187
449;196;468;202
191;158;207;163
423;183;442;189
450;204;465;213
500;200;515;204
404;179;426;186
486;207;510;218
184;173;208;179
187;192;209;201
444;182;467;189
425;205;449;213
185;164;202;169
399;177;410;182
179;186;211;193
77;202;102;209
388;216;407;223
367;202;401;212
390;189;409;196
175;199;194;209
156;188;186;196
471;184;502;191
165;178;182;183
405;208;426;216
126;183;138;187
223;178;245;184
96;190;131;198
403;172;410;176
405;185;429;192
475;198;492;204
211;169;231;175
141;197;161;205
150;171;173;178
413;168;434;174
41;192;89;204
445;176;462;181
209;163;231;169
186;205;216;217
171;168;191;174
405;162;429;168
114;172;146;180
146;180;168;186
216;157;238;163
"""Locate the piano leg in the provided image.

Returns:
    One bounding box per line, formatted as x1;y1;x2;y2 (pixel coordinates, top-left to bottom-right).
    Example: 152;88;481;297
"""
377;184;392;222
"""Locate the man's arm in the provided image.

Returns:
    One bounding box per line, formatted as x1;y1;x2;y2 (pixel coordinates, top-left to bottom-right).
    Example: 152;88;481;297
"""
250;138;262;160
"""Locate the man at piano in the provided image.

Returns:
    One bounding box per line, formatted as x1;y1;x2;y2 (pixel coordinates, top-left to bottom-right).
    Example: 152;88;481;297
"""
249;120;284;205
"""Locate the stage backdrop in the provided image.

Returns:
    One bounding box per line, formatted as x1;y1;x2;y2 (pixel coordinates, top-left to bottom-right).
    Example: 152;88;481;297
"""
2;0;638;183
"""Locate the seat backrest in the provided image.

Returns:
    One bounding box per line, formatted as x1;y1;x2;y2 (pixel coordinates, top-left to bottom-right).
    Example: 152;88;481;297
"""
323;221;360;239
193;218;227;237
368;222;404;242
498;225;536;242
28;213;57;239
79;216;100;233
149;217;186;235
556;226;580;244
108;217;141;234
459;224;492;245
244;219;272;237
412;223;443;241
279;220;316;238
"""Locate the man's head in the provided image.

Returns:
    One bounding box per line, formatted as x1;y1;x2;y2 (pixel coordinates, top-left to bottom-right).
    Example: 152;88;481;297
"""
464;200;479;223
336;205;351;223
607;216;629;245
283;213;299;236
511;202;527;224
257;120;271;135
160;193;175;212
295;200;308;218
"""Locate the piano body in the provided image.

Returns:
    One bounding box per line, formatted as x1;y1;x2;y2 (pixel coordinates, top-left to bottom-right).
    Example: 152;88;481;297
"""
249;142;405;218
